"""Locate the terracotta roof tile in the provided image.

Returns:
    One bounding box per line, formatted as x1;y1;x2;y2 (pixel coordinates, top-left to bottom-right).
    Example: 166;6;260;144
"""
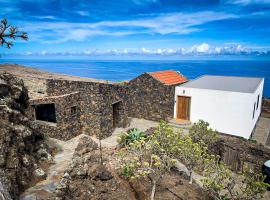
148;70;188;85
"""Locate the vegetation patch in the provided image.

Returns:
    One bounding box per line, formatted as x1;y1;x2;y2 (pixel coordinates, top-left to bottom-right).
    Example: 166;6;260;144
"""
117;128;146;147
117;121;269;200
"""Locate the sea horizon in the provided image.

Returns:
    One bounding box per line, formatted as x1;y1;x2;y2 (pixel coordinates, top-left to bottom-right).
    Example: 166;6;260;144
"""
1;58;270;97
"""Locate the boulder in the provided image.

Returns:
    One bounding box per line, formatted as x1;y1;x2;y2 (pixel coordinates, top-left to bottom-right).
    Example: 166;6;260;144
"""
53;137;136;200
34;168;46;179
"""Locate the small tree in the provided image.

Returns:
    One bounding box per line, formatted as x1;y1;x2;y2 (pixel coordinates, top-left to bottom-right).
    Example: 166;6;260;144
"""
147;121;208;185
202;156;233;199
0;18;28;48
189;120;219;147
202;157;269;200
118;138;176;200
150;121;182;158
239;168;270;200
176;135;208;184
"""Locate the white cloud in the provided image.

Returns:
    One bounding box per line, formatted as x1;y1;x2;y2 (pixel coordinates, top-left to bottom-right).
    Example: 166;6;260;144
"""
141;47;151;54
227;0;270;5
76;11;90;16
36;15;56;20
21;11;237;43
193;43;210;53
114;44;254;56
41;50;47;55
83;49;92;55
93;11;236;35
70;29;97;41
20;43;269;57
132;0;157;5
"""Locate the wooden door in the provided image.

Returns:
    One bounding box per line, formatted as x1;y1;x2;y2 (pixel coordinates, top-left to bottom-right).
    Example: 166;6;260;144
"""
177;96;190;120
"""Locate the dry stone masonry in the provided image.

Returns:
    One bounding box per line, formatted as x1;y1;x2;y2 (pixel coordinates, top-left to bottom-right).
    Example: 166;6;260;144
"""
45;79;129;139
27;71;186;140
127;73;177;121
211;134;270;173
28;92;81;140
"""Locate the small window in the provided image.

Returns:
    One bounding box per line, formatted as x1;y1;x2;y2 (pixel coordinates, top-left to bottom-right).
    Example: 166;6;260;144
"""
70;106;77;115
256;94;260;110
252;102;256;119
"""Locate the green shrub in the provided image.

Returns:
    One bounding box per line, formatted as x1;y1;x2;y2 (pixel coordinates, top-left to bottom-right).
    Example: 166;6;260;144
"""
189;120;218;147
117;128;145;146
248;138;257;144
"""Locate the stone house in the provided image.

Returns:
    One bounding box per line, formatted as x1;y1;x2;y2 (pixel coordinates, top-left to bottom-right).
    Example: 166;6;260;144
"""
127;70;188;121
28;70;187;140
28;92;82;140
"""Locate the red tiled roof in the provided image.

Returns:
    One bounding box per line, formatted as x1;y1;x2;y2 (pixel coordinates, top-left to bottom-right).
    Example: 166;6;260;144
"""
148;70;188;85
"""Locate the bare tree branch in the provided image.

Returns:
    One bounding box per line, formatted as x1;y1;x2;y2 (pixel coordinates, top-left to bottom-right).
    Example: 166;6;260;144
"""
0;18;28;49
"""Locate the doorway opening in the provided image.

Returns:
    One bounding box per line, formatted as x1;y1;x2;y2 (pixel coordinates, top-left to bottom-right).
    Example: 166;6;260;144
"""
34;103;57;123
176;96;191;120
113;101;122;128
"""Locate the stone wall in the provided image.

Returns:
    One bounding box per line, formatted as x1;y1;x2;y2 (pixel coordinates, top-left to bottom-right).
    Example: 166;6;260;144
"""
211;134;270;173
262;98;270;117
28;92;82;140
263;98;270;108
38;72;179;140
98;83;129;137
46;79;128;139
126;73;176;121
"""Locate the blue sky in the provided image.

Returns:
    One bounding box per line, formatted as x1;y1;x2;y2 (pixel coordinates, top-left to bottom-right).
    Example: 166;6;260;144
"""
1;0;270;59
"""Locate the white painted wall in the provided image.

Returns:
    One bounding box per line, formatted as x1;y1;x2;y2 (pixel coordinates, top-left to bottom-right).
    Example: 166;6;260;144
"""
174;79;264;139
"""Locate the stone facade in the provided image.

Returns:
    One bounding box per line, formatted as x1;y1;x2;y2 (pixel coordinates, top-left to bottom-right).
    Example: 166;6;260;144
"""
28;71;183;140
126;73;177;121
45;79;128;139
28;92;82;140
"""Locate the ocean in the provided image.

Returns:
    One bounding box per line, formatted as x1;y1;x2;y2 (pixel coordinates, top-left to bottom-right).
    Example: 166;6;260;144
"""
0;58;270;97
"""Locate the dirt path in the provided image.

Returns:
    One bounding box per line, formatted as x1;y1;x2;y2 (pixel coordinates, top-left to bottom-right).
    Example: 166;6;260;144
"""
20;134;88;200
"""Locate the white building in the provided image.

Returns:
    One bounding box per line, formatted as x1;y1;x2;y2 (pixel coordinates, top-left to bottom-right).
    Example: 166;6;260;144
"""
174;75;264;139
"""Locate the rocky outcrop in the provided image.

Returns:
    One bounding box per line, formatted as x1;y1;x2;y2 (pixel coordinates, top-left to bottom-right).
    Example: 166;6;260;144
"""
53;136;136;200
0;73;51;199
0;170;12;200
